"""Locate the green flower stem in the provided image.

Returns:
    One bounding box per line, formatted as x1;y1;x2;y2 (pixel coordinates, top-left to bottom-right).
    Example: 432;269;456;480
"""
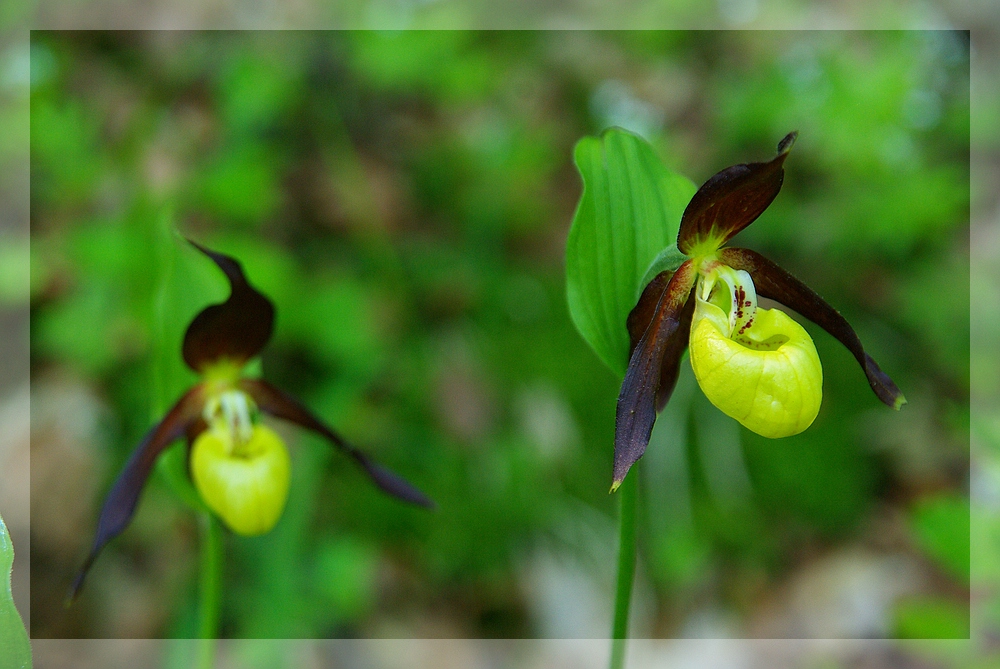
610;469;638;669
197;512;223;669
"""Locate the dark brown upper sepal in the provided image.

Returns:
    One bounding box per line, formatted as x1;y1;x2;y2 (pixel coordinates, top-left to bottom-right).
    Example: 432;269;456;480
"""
182;240;276;373
677;132;796;254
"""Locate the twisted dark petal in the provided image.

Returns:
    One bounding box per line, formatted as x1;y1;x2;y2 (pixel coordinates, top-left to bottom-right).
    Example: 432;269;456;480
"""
70;386;206;601
677;132;797;254
720;247;906;409
240;379;434;509
182;240;275;373
627;271;697;412
614;260;696;490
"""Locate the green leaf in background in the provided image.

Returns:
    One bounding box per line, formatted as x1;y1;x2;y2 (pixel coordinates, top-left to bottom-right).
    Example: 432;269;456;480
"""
910;493;970;585
894;596;970;639
1;514;31;669
565;128;696;377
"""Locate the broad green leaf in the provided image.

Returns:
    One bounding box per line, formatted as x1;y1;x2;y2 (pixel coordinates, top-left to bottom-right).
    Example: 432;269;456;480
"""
637;244;689;298
1;514;31;669
566;128;696;377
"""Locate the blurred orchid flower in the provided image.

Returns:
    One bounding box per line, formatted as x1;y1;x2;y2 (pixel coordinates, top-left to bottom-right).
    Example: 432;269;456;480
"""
612;133;905;490
71;240;432;598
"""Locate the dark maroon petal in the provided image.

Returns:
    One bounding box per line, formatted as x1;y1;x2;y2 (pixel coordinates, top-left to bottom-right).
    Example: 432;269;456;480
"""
240;379;434;508
614;260;696;490
627;271;697;412
720;247;906;410
69;386;206;601
182;240;275;373
677;132;797;254
626;271;672;356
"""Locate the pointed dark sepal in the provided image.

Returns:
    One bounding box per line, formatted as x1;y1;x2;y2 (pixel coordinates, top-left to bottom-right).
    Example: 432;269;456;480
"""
69;386;206;601
613;260;697;491
719;247;906;410
627;270;697;412
182;240;275;373
677;132;797;255
239;379;434;509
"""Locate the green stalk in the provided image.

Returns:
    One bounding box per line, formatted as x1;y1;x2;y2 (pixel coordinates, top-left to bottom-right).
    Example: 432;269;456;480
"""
610;469;638;669
196;512;223;669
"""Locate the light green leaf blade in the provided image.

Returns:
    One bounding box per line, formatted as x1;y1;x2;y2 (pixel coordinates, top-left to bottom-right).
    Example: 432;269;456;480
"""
566;128;696;377
1;514;31;669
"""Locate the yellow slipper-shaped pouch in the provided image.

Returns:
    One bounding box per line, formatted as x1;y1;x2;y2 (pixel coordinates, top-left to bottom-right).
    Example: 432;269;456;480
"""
191;424;291;536
689;268;823;438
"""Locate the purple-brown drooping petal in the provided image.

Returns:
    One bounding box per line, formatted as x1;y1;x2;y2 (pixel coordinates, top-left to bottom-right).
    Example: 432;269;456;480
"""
677;132;797;254
70;386;206;600
240;379;434;508
627;270;697;412
182;240;275;373
614;260;696;490
719;247;906;410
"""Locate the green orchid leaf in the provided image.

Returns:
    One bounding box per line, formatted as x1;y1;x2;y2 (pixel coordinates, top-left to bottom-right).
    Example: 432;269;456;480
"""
1;514;32;669
566;128;696;377
636;244;688;301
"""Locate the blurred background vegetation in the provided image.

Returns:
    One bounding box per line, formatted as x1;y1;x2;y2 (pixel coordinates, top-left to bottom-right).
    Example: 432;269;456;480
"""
29;30;969;649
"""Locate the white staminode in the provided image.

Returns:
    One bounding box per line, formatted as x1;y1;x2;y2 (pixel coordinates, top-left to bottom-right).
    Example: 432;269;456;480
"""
203;389;256;452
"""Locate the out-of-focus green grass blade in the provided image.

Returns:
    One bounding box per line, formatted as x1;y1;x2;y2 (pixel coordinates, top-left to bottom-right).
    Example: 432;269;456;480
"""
1;514;31;669
911;493;970;586
150;209;224;513
565;128;695;377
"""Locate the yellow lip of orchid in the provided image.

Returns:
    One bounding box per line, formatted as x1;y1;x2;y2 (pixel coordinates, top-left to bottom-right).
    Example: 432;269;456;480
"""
190;423;291;536
688;263;822;438
191;388;292;536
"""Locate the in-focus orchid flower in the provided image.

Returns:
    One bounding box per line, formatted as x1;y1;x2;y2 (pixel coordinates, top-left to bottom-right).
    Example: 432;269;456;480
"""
71;240;432;598
612;132;905;490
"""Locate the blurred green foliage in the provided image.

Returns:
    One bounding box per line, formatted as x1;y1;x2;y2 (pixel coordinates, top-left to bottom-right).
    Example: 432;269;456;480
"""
30;31;968;641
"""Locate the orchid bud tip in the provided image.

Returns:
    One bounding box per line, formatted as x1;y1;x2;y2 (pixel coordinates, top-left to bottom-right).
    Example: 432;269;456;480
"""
778;132;798;155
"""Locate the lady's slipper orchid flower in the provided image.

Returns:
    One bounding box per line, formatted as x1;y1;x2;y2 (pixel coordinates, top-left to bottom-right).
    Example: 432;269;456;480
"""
613;132;905;490
71;240;432;598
